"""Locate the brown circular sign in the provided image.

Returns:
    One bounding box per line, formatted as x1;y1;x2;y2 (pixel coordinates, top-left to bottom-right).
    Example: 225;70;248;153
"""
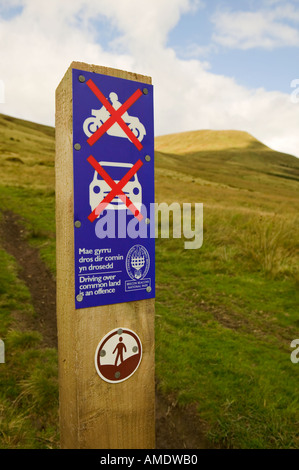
95;328;142;383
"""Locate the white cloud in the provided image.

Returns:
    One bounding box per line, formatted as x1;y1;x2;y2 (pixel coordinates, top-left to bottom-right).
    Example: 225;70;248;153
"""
212;3;299;50
0;0;298;158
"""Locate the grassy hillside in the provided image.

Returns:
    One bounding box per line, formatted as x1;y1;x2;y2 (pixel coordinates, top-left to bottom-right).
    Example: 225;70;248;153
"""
155;130;299;448
155;130;299;215
0;113;299;448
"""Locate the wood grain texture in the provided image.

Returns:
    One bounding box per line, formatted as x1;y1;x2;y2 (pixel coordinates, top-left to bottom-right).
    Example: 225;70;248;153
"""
55;62;155;449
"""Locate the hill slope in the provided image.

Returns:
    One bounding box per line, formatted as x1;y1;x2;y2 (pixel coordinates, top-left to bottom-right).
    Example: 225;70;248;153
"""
155;129;299;168
0;113;55;190
155;129;299;216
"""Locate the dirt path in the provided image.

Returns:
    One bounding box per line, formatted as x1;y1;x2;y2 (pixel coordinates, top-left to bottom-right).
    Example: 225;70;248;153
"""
0;211;57;348
0;210;209;449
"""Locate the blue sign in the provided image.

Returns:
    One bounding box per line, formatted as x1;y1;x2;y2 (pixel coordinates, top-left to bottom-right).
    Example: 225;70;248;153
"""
72;68;155;309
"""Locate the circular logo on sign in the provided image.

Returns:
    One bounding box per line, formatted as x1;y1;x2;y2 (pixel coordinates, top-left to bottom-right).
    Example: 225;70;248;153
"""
95;328;142;383
126;244;150;281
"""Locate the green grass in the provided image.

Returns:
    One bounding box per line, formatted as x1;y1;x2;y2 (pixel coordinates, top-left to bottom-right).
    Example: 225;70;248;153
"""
155;234;299;448
0;248;59;448
0;113;299;448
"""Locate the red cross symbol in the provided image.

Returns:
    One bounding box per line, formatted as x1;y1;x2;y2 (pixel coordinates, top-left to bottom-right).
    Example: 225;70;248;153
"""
86;79;143;151
87;155;144;223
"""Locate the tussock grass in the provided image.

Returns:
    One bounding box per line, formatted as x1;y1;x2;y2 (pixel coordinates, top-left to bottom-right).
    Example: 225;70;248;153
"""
201;209;299;281
236;215;299;279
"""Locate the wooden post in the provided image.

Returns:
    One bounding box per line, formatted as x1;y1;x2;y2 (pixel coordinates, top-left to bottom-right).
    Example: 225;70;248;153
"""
55;62;155;449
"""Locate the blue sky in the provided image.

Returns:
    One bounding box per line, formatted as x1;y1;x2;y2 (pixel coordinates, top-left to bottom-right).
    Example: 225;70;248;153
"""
168;1;299;94
0;0;298;157
169;0;299;93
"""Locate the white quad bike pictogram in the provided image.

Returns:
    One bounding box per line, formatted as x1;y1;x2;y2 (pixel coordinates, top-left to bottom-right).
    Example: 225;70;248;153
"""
83;92;146;143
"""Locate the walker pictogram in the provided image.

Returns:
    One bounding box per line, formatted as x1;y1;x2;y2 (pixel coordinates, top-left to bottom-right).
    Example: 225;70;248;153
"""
87;155;143;222
83;80;145;150
95;328;142;383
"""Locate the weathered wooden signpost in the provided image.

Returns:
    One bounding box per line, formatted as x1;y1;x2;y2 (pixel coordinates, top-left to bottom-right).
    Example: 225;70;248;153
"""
55;62;155;449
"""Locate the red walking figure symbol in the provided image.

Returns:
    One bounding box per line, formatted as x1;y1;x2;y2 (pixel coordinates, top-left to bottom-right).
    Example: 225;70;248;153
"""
113;337;127;366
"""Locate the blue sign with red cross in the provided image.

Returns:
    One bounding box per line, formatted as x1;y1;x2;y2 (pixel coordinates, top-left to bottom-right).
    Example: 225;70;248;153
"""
72;68;155;309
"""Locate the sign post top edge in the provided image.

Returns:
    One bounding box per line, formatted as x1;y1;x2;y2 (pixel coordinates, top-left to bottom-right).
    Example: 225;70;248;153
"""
70;61;152;85
56;61;152;97
56;61;152;109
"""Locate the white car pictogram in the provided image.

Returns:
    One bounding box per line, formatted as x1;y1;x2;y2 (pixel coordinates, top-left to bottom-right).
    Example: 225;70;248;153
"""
89;161;142;214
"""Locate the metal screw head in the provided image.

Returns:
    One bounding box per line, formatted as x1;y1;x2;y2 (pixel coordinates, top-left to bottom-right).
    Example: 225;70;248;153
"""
115;371;121;379
143;87;148;95
76;293;83;302
74;143;81;151
145;218;150;225
132;346;138;353
146;286;152;293
78;75;86;83
145;155;151;162
100;349;106;357
117;328;123;335
74;220;81;228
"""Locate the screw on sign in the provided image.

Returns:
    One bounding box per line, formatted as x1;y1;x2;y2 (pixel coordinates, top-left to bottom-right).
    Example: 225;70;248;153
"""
95;328;142;384
72;67;155;311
